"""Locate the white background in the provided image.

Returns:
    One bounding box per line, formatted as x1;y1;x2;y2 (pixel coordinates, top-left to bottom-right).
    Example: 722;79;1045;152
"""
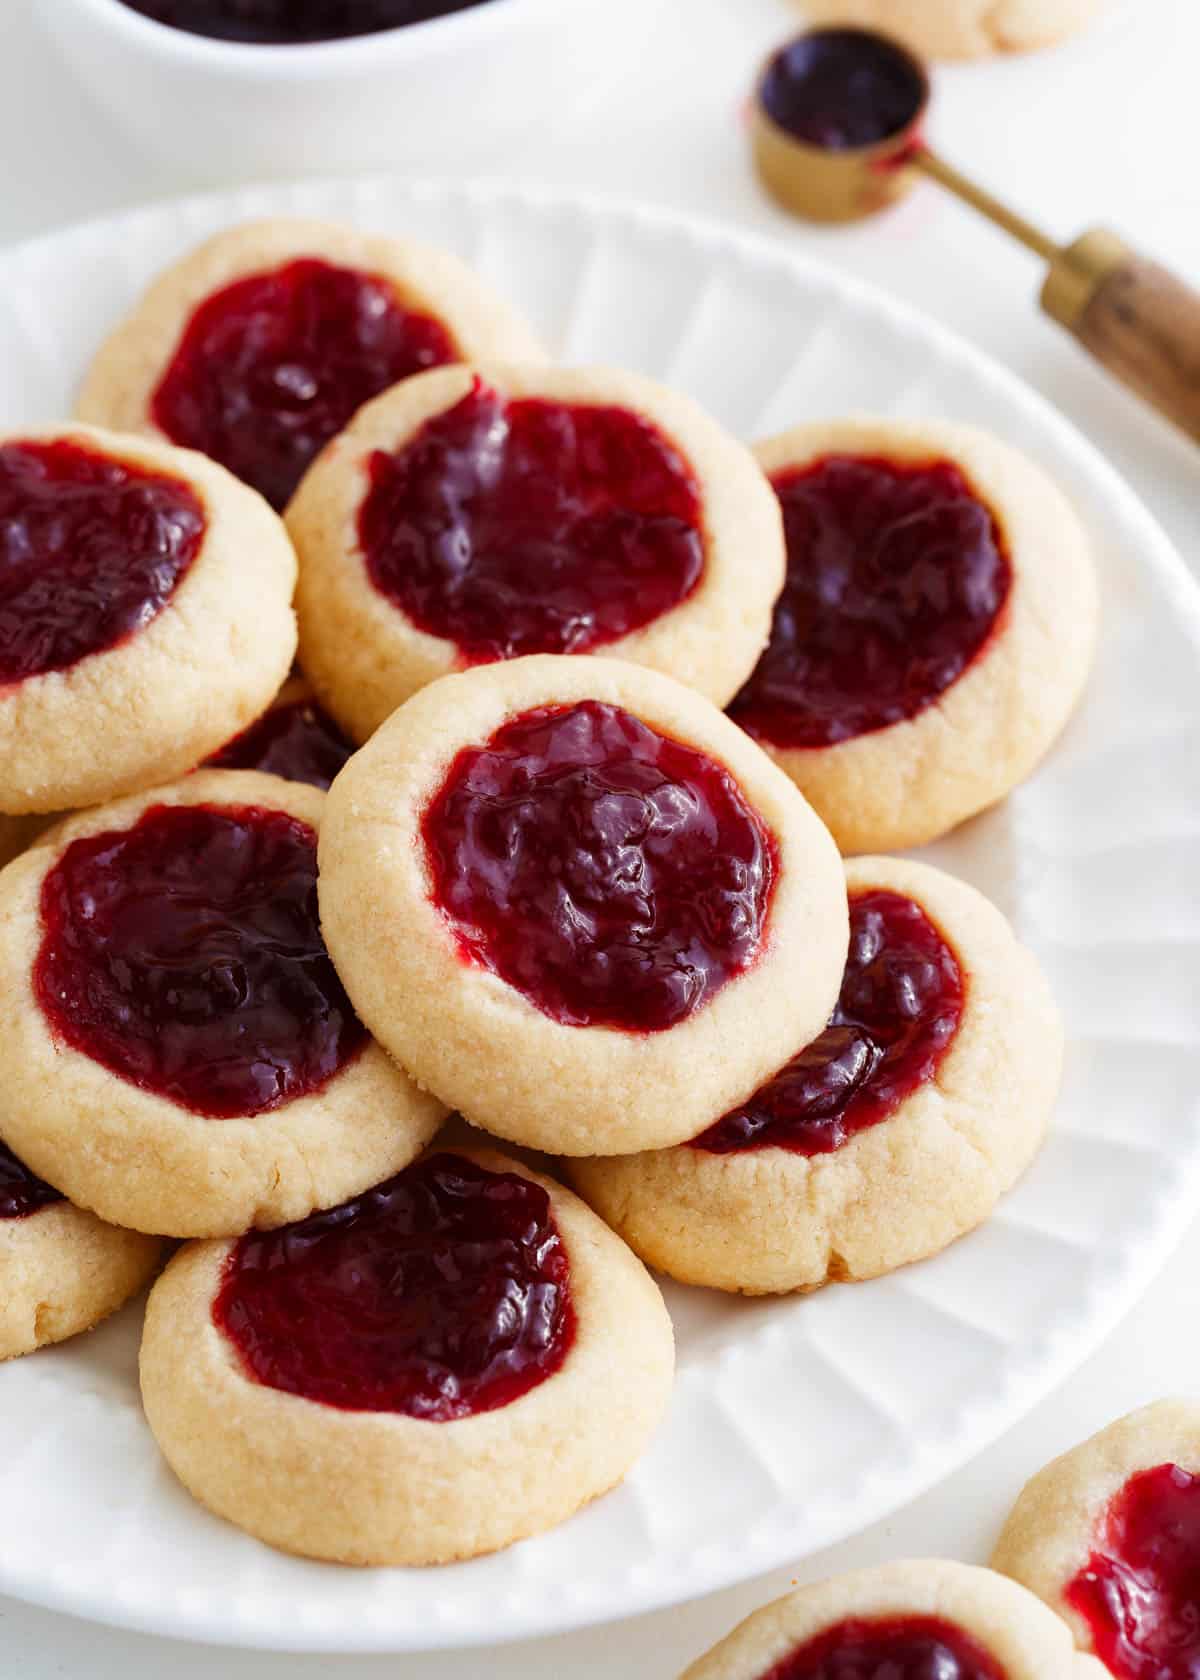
2;0;1198;1673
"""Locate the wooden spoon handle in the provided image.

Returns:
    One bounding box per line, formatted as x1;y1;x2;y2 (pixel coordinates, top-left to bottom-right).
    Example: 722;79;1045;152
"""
1043;228;1200;445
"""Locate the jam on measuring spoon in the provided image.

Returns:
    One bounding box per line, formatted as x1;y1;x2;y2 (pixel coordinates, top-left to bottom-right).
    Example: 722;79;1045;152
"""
205;694;355;789
1066;1462;1200;1680
214;1152;575;1419
151;258;458;510
422;700;777;1033
729;455;1012;750
34;803;366;1119
116;0;494;44
360;381;705;662
695;889;962;1155
758;1616;1007;1680
759;28;927;152
0;438;205;686
0;1141;64;1221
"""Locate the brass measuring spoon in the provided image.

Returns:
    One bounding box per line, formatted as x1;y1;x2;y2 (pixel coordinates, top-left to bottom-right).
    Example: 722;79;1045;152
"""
751;27;1200;445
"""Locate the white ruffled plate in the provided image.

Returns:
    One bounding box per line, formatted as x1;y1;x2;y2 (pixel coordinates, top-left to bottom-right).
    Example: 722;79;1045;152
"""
1;178;1198;1653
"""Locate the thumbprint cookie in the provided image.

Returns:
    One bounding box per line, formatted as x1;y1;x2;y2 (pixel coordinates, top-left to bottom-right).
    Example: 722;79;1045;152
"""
0;771;445;1237
204;674;356;790
287;363;785;738
0;1139;162;1361
993;1399;1200;1680
682;1559;1107;1680
76;217;546;511
319;655;848;1156
570;855;1060;1293
140;1146;674;1565
0;423;296;815
728;417;1097;852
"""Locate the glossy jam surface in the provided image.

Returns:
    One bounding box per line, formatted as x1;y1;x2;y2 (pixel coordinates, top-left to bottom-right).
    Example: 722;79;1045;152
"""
422;701;776;1032
760;1616;1006;1680
0;1142;64;1221
0;438;204;686
34;803;365;1118
729;455;1012;750
152;258;457;510
1066;1462;1200;1680
118;0;492;42
360;382;705;662
214;1152;574;1418
206;695;355;790
695;889;962;1155
760;29;926;151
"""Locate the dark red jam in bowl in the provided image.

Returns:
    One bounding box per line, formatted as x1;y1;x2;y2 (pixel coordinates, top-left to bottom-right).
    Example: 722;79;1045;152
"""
359;382;705;662
1066;1462;1200;1680
759;29;927;152
729;455;1012;751
118;0;493;44
0;1142;64;1221
759;1616;1006;1680
214;1152;575;1418
151;258;458;510
422;701;777;1033
34;803;366;1119
205;695;354;789
0;438;205;687
695;889;962;1155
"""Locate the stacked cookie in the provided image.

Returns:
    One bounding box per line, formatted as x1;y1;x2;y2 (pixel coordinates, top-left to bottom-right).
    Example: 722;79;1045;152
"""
0;215;1096;1568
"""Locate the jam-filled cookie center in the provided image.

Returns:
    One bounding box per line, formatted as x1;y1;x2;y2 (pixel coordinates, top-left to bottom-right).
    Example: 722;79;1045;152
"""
695;888;962;1154
118;0;493;43
151;257;457;510
206;696;354;790
214;1152;575;1419
1066;1461;1200;1680
729;454;1012;750
421;700;777;1032
0;1141;64;1221
0;438;205;687
34;803;366;1118
758;1615;1007;1680
359;382;705;662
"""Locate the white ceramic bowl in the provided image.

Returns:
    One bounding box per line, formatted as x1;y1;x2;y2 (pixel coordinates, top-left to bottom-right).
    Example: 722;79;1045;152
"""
35;0;584;179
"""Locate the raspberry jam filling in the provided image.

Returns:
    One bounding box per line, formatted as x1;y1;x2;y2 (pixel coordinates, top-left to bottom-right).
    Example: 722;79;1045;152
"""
205;695;354;790
422;700;777;1032
151;258;458;510
118;0;492;43
0;1142;64;1222
34;803;365;1119
758;1616;1006;1680
695;889;962;1155
214;1152;575;1419
0;438;205;687
359;382;705;662
729;455;1012;750
760;29;926;152
1066;1462;1200;1680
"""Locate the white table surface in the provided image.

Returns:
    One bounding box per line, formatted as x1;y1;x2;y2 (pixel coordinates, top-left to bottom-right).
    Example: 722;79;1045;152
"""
2;0;1197;1672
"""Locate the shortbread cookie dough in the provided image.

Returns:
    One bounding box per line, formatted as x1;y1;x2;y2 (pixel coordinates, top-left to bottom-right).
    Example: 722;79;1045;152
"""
287;363;785;739
0;771;445;1237
0;1139;162;1361
0;423;296;815
205;674;355;789
682;1558;1106;1679
570;855;1060;1293
993;1399;1200;1680
798;0;1105;59
728;418;1097;853
320;655;848;1155
77;217;546;510
140;1145;674;1565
